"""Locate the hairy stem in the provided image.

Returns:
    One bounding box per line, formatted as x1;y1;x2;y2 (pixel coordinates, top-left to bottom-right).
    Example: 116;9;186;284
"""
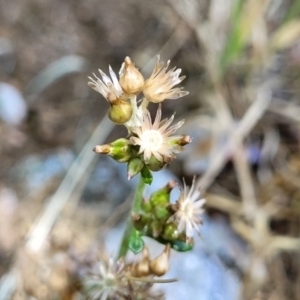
118;176;146;258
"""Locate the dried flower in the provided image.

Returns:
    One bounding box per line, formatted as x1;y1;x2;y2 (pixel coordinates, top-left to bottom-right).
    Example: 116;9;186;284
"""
142;56;189;103
168;177;205;239
150;244;171;276
88;66;125;103
131;247;151;277
84;252;169;300
130;105;188;163
119;56;145;95
85;257;127;300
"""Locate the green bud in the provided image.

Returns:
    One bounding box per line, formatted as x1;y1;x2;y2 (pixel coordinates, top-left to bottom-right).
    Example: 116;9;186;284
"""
132;212;150;230
153;204;171;222
127;157;144;180
141;165;153;185
108;99;132;124
146;155;167;171
93;138;132;163
149;220;163;238
150;180;176;206
110;138;132;162
161;222;180;241
141;197;153;213
129;230;144;254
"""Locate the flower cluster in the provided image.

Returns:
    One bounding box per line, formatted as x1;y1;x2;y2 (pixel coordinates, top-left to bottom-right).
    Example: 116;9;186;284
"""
88;56;188;108
84;245;171;300
133;179;206;251
89;56;191;183
86;56;206;299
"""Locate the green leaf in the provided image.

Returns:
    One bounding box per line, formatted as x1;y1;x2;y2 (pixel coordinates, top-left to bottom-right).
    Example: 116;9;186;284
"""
285;0;300;22
220;0;245;71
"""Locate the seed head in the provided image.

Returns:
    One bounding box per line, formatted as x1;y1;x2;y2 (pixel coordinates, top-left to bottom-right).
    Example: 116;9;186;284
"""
84;257;127;300
84;254;166;300
143;55;189;103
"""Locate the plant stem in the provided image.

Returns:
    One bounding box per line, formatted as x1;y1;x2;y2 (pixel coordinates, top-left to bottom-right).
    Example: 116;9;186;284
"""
118;176;146;258
127;276;178;283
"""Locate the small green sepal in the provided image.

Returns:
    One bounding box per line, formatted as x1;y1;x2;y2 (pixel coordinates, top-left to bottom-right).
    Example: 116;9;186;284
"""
129;230;144;254
127;157;144;180
146;155;167;171
141;165;153;184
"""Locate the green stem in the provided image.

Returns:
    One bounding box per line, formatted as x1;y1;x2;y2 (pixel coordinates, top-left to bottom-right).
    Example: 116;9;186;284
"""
133;176;146;213
118;176;146;258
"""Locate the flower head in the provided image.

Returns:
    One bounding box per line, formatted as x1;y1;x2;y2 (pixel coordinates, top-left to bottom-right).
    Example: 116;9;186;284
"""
143;56;189;103
85;257;127;300
84;253;167;300
88;66;125;103
130;105;189;163
168;178;205;239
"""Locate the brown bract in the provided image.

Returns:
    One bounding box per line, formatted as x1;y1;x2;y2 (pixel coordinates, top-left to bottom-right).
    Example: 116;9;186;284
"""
119;56;145;95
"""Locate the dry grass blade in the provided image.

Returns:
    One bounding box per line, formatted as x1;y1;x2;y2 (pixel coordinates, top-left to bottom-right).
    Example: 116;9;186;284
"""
196;79;276;192
270;19;300;51
138;20;191;75
269;98;300;124
205;193;242;215
170;0;258;217
26;115;114;252
0;115;114;300
233;145;257;217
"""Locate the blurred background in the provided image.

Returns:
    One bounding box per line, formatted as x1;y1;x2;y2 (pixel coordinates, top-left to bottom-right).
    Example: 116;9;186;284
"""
0;0;300;299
